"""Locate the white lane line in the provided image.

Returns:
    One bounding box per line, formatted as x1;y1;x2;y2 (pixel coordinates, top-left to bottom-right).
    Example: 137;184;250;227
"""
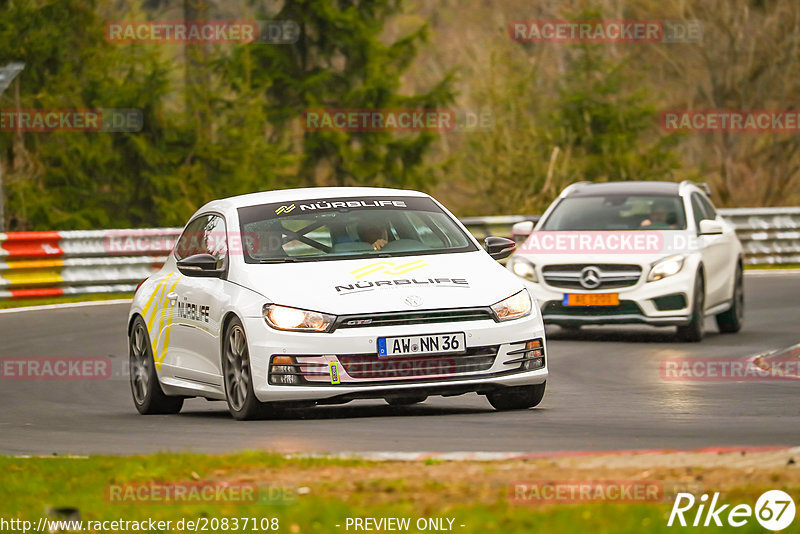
0;299;132;314
744;269;800;277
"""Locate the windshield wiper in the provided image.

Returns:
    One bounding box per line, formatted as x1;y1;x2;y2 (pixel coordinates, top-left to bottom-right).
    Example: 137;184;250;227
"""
258;258;299;264
258;257;322;263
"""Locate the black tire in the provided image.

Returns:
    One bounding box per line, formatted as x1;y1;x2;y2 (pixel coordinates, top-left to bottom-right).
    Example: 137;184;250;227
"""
385;395;427;406
487;382;546;411
716;263;744;333
222;317;266;420
129;316;184;415
676;271;705;342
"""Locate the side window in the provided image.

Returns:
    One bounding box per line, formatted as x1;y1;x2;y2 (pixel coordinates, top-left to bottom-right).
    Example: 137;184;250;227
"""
690;193;712;232
175;214;228;267
698;194;718;219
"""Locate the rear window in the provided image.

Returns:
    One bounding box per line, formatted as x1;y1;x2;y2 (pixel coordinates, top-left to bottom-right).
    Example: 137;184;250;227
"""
237;196;477;263
540;195;687;231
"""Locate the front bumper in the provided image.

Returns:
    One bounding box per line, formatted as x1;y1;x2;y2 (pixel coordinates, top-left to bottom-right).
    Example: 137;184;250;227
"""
243;312;548;403
522;268;696;327
541;299;690;326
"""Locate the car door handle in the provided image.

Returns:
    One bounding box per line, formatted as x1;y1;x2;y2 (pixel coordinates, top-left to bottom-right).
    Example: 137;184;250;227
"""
167;292;179;302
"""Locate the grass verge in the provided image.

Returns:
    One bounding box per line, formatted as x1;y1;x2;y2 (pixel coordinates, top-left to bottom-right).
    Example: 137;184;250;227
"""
1;450;797;533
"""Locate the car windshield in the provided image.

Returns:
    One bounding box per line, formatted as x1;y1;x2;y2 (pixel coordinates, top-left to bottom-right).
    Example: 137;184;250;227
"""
237;196;477;263
540;194;687;231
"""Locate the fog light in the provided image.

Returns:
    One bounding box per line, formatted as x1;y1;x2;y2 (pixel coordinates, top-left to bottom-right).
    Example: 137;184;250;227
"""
525;357;545;370
523;340;545;370
271;356;300;385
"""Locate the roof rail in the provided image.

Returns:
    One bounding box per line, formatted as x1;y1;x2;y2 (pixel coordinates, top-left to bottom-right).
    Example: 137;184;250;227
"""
680;180;712;197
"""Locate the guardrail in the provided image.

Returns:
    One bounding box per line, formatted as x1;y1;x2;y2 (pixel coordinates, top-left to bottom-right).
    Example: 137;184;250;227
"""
0;229;180;299
0;208;797;300
716;207;800;265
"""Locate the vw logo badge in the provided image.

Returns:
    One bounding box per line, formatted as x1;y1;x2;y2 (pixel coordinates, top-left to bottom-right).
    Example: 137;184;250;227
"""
404;295;423;307
579;267;602;289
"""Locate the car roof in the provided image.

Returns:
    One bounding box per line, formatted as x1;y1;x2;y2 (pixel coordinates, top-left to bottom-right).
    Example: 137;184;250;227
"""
198;186;432;213
565;181;681;197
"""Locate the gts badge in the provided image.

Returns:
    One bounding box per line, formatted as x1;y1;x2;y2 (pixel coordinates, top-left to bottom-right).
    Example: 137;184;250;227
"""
176;301;210;323
344;319;373;326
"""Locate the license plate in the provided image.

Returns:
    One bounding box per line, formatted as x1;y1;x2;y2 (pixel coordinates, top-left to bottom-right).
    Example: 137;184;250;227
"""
378;333;466;357
563;293;619;306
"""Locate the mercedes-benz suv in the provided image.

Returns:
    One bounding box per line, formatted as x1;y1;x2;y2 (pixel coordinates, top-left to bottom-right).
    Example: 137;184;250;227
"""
506;181;744;342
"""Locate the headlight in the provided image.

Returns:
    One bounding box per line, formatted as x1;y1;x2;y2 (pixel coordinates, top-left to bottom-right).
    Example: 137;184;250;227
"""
263;304;336;332
491;290;533;321
647;255;686;282
508;256;538;282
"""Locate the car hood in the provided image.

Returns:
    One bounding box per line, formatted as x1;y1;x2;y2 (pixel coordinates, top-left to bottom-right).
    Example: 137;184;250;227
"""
233;251;523;315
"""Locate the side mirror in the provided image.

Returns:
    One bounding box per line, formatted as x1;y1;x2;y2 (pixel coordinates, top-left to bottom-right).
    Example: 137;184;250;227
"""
177;253;225;277
698;219;723;236
511;221;535;244
484;236;516;260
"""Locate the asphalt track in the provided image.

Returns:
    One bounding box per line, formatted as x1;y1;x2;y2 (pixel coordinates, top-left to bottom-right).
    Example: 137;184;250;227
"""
1;272;798;455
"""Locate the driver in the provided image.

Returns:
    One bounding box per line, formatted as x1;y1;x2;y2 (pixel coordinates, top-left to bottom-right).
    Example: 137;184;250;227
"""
357;221;389;251
640;199;678;228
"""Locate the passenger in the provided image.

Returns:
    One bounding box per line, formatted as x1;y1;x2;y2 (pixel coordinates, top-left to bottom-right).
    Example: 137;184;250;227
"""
256;228;286;257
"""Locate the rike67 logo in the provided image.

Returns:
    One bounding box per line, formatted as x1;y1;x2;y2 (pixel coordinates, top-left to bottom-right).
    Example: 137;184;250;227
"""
668;490;795;531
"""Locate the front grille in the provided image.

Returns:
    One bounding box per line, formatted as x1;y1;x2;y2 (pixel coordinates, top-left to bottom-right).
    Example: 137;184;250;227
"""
542;264;642;290
338;346;498;379
333;308;494;330
269;346;501;385
543;300;644;316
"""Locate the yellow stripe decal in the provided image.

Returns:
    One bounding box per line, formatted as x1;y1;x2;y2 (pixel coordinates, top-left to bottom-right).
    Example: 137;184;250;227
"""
351;262;394;279
145;276;171;335
154;276;181;369
384;260;427;275
141;275;168;321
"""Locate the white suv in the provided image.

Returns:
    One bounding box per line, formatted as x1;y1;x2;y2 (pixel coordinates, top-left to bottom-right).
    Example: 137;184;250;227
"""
507;181;744;342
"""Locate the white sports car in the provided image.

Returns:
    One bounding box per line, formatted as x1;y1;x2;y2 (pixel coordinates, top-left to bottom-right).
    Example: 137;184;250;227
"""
128;187;548;419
